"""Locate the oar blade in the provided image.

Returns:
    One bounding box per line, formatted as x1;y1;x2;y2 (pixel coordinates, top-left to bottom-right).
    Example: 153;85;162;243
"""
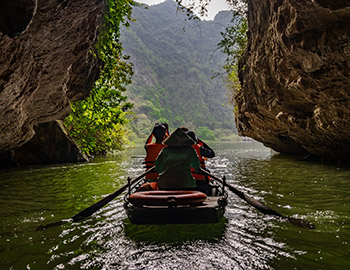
286;217;315;229
223;180;282;216
72;186;126;222
243;193;316;228
203;170;315;229
242;192;282;217
37;219;71;230
71;166;155;222
72;196;112;222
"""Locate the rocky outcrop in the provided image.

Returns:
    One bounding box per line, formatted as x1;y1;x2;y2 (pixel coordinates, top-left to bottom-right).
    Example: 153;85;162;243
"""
0;121;88;166
0;0;104;155
236;0;350;161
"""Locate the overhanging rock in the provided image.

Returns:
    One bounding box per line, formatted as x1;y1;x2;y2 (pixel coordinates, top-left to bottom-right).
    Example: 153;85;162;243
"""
236;0;350;161
0;0;104;155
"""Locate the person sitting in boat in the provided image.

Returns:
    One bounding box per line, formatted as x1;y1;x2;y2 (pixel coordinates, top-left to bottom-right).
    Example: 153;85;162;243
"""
144;123;169;182
180;127;215;159
186;130;214;186
155;127;200;190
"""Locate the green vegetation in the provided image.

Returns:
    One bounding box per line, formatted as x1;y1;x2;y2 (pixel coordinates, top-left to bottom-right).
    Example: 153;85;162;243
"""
175;0;248;109
64;0;249;154
196;126;215;140
218;13;247;99
64;0;136;155
121;0;237;140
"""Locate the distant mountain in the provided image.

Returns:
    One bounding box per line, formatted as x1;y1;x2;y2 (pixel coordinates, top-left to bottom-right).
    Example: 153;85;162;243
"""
121;0;236;138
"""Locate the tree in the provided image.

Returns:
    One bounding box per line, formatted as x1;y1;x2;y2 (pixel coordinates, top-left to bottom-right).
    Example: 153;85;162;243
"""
218;13;247;101
175;0;247;18
175;0;248;102
196;126;215;140
64;0;136;155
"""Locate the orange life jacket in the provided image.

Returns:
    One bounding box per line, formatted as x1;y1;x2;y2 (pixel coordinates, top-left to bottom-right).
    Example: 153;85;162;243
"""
144;143;166;181
191;143;211;181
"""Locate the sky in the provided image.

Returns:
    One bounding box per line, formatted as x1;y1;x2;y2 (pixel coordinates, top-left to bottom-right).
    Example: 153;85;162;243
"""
136;0;230;20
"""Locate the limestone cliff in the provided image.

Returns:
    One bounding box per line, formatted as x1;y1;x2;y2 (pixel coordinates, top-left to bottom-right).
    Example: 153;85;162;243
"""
0;0;104;157
1;121;88;166
236;0;350;161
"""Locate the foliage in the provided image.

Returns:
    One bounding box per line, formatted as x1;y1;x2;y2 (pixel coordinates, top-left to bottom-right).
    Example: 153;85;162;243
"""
121;1;237;139
224;0;247;16
174;0;248;104
175;0;247;19
215;12;247;105
218;13;247;75
219;13;247;103
213;128;241;141
196;126;215;141
64;0;136;155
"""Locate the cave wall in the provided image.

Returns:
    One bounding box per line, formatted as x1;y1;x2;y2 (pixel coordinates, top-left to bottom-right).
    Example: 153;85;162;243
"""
236;0;350;161
0;121;88;166
0;0;104;154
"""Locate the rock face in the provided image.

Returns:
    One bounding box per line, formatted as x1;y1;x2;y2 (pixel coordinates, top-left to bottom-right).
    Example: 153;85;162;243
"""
236;0;350;161
0;0;104;154
0;121;88;166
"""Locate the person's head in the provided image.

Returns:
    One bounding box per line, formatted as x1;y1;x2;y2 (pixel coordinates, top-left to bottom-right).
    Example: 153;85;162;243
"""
180;126;189;132
163;128;195;147
186;131;198;143
162;122;169;133
152;123;166;143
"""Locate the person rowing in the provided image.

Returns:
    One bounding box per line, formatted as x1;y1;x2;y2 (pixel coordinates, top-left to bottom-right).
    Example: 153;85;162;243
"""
186;130;214;185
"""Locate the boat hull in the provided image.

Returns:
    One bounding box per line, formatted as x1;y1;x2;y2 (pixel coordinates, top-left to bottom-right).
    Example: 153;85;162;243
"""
125;196;226;224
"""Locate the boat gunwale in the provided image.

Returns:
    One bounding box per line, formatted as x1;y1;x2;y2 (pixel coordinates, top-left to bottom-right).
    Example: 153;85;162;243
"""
123;177;228;224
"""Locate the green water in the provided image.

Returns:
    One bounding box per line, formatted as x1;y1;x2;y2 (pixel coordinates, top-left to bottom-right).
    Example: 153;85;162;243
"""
0;142;349;269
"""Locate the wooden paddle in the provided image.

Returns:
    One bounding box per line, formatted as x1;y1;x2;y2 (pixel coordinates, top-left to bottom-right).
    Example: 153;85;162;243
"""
72;166;155;222
202;169;315;229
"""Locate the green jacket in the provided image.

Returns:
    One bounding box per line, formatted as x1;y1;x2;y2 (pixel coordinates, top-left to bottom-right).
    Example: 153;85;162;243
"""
155;146;200;189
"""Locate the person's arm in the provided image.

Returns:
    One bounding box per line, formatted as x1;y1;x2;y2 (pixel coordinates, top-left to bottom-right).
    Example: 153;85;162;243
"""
198;139;215;158
145;133;153;147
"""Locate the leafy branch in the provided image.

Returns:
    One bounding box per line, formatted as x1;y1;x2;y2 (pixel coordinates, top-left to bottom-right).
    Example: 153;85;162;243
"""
174;0;248;99
64;0;136;155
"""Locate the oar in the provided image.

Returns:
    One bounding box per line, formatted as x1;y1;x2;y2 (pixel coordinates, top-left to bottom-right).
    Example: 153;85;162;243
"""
202;170;315;229
72;166;155;222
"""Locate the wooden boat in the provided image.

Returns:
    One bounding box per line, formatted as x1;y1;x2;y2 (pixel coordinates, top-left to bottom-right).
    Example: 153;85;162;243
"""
123;177;228;224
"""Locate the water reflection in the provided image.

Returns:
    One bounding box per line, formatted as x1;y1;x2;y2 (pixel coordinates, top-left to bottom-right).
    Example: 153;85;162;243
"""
123;218;228;244
1;142;349;269
212;143;350;269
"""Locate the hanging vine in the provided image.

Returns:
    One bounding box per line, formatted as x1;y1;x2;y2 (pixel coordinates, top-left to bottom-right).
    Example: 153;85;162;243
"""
64;0;136;155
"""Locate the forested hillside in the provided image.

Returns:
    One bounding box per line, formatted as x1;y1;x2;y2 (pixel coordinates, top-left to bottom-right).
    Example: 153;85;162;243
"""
121;0;236;139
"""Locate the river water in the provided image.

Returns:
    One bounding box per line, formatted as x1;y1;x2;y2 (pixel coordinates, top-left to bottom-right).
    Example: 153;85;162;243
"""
0;142;349;269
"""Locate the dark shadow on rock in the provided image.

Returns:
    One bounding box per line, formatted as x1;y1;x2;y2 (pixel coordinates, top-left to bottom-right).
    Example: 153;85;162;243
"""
0;120;88;167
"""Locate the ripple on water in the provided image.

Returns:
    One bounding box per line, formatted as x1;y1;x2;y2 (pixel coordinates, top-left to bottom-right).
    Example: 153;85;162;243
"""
1;142;350;269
